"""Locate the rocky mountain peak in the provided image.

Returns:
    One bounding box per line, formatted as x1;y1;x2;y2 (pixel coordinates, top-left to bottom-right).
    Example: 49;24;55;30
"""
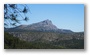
43;19;52;22
5;19;73;33
41;19;52;25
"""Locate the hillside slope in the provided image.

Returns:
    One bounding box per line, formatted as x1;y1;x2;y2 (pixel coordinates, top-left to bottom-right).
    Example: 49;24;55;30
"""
4;32;84;49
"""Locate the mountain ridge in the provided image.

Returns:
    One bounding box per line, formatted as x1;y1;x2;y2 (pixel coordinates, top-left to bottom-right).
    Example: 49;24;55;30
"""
5;19;73;33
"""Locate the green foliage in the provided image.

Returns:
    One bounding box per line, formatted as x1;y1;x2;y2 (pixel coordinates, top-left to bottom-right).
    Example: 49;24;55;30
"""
4;32;64;49
4;4;30;27
4;32;84;49
52;39;84;49
5;32;29;49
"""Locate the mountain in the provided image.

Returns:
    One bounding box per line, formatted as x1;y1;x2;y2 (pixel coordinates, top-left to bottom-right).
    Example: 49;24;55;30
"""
5;19;73;33
25;19;58;31
4;20;84;49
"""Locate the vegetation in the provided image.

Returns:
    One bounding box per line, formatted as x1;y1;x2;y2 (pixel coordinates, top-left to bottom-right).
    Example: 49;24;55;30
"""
4;32;84;49
4;4;30;27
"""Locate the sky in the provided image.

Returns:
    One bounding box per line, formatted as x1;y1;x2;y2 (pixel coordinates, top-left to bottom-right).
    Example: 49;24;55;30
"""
13;4;84;32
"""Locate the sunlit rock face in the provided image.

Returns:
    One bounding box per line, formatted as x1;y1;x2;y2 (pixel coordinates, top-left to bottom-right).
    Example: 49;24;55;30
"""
5;19;73;33
25;19;58;31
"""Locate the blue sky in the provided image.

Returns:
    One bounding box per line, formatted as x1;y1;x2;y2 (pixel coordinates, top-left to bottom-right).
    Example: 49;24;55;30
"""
19;4;84;32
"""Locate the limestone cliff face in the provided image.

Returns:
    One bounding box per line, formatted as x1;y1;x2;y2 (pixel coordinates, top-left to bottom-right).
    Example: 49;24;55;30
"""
25;19;58;31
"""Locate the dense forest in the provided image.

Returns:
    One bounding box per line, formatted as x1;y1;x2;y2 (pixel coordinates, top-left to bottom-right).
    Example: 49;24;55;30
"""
4;32;84;49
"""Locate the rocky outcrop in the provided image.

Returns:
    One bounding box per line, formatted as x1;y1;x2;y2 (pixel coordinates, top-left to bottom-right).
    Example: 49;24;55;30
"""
8;32;84;42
